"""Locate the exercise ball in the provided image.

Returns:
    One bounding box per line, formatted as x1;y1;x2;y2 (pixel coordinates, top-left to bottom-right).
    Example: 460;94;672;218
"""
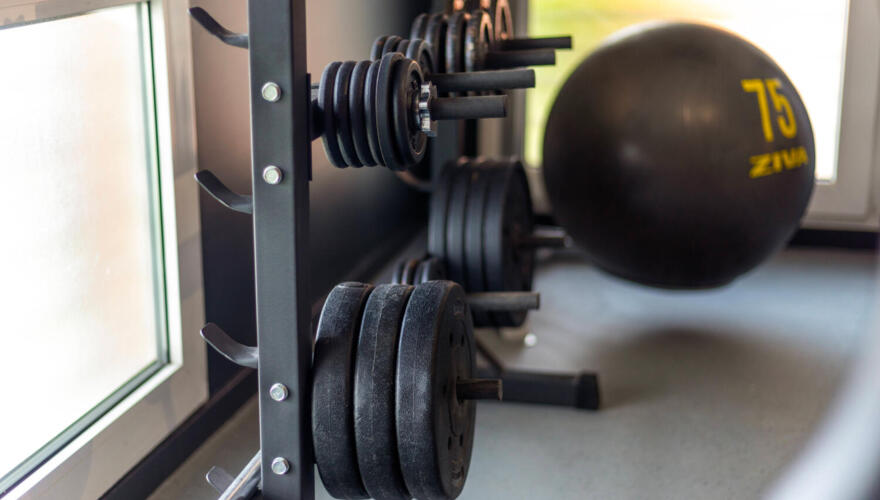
543;22;815;288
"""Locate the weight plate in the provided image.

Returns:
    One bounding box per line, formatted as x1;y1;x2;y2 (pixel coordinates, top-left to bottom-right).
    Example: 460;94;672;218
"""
428;163;459;262
406;38;436;78
483;160;534;327
349;60;375;166
410;12;429;40
391;58;427;167
396;39;410;57
464;9;492;73
424;14;449;76
319;62;347;167
391;258;408;285
492;0;514;41
401;258;421;286
445;164;471;286
354;284;414;500
397;281;476;500
364;60;384;166
376;53;405;170
312;282;374;499
371;35;389;61
445;11;469;75
382;35;403;57
463;159;494;326
334;61;361;167
416;256;447;284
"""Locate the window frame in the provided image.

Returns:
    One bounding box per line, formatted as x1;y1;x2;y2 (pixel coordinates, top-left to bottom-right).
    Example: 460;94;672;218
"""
3;0;208;498
803;0;880;231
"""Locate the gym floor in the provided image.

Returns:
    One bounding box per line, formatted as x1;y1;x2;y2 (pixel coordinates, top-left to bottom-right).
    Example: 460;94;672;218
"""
150;244;877;500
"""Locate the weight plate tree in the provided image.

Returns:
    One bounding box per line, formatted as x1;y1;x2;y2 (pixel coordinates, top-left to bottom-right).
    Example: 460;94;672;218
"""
187;2;573;498
311;281;500;500
543;22;815;288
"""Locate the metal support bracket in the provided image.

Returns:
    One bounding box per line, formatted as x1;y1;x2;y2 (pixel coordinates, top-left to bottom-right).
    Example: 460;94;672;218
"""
201;323;259;369
195;171;254;214
189;7;249;49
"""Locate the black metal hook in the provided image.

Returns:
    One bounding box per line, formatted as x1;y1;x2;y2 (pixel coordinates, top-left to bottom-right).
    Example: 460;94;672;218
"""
189;7;249;49
195;170;253;215
200;323;258;369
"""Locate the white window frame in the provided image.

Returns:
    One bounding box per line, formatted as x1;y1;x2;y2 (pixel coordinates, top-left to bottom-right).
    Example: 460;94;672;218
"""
1;0;208;498
803;0;880;231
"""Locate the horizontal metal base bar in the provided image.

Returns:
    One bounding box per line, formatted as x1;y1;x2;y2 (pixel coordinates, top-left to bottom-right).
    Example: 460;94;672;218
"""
477;367;600;410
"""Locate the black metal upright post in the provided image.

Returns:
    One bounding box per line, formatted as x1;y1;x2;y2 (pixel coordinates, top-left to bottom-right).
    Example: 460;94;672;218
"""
248;0;313;499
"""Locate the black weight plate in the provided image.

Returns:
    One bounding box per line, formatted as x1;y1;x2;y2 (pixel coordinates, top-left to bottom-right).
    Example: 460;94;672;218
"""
364;60;384;166
415;256;447;284
354;284;414;500
371;35;389;61
391;258;408;284
464;10;492;73
483;160;534;327
410;12;429;40
425;14;449;76
396;39;410;57
312;282;374;499
319;62;347;167
445;164;471;286
334;61;361;167
492;0;514;41
391;58;427;166
397;281;476;500
406;38;435;78
376;53;405;170
349;60;375;166
428;162;459;262
463;159;494;326
400;258;421;286
382;35;403;57
445;12;468;75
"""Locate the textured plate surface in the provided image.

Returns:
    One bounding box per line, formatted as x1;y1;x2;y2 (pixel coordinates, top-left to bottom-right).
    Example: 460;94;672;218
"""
416;257;447;284
483;160;534;326
334;61;360;167
445;12;468;75
463;160;494;326
376;52;405;170
464;9;492;73
391;58;426;166
312;282;374;499
424;13;449;74
354;284;414;500
348;60;375;166
445;164;471;286
397;281;476;500
319;62;346;167
428;163;458;261
364;60;383;166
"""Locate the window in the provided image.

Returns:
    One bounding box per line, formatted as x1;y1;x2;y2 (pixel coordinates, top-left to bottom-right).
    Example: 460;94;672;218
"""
525;0;879;229
0;1;206;498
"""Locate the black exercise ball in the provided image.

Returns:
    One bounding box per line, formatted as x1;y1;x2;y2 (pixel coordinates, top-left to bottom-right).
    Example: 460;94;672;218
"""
543;22;815;288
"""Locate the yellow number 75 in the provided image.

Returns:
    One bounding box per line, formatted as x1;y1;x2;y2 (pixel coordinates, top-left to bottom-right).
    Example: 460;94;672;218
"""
741;78;797;142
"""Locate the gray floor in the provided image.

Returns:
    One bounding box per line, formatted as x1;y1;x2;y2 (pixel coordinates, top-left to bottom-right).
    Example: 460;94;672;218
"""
150;247;878;500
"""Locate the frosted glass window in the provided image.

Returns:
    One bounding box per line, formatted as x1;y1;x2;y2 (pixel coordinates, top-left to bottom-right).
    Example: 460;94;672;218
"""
525;0;849;182
0;3;166;490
